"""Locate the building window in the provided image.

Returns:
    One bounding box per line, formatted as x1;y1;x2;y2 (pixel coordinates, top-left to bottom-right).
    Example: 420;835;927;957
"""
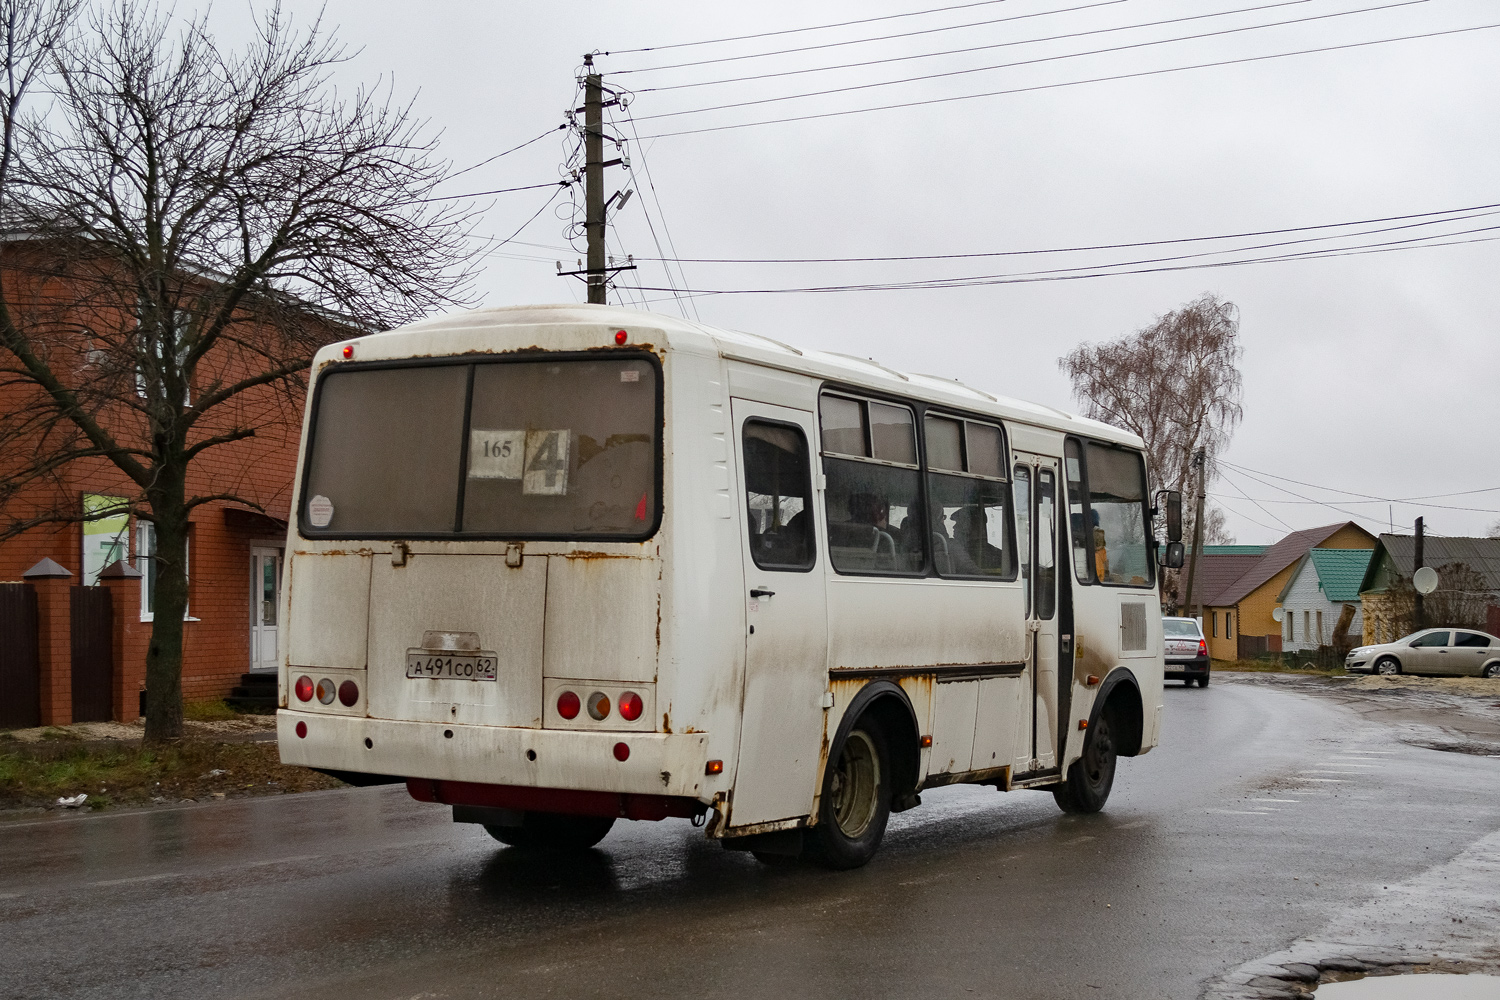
1304;610;1311;645
1211;612;1217;638
136;520;189;621
1316;610;1324;644
1225;612;1232;638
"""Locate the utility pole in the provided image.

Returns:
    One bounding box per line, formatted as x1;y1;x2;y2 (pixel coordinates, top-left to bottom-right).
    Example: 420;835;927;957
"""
583;55;606;304
1413;515;1425;631
1182;448;1207;622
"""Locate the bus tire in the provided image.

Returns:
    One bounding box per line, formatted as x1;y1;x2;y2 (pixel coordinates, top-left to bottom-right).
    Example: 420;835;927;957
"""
484;812;615;850
804;723;892;870
1052;713;1117;815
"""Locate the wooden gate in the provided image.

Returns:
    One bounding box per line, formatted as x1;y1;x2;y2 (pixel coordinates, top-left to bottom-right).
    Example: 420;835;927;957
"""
70;586;113;723
0;583;41;729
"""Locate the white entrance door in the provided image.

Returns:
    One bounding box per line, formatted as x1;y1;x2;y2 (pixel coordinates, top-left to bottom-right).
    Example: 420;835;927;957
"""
250;547;283;672
727;399;829;828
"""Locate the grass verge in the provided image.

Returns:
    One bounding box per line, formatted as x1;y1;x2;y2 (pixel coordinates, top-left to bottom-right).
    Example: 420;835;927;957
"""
0;740;345;813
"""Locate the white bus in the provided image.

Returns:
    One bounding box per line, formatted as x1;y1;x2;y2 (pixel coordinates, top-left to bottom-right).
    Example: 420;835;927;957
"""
278;304;1182;869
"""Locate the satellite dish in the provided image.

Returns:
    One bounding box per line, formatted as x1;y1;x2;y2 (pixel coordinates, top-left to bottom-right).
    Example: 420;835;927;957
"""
1413;566;1439;595
1272;607;1285;623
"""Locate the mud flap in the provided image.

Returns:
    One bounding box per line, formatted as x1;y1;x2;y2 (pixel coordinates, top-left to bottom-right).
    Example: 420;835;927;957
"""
721;828;804;857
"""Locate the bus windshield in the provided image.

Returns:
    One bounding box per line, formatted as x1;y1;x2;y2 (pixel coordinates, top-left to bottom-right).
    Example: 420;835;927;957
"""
300;356;659;539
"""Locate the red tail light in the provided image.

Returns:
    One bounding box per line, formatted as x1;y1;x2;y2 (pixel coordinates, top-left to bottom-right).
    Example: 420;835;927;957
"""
295;721;307;738
295;675;314;702
613;742;630;761
557;690;581;720
1198;640;1207;656
338;680;359;707
618;691;643;722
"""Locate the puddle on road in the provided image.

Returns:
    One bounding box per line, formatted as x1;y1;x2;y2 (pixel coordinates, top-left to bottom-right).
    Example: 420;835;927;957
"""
1317;974;1500;998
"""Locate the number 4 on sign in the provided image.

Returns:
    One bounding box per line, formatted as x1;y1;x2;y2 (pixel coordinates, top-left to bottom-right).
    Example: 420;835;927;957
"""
523;430;569;495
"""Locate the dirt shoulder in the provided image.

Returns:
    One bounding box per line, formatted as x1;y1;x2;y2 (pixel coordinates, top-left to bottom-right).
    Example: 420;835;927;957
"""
1215;669;1500;754
0;714;343;817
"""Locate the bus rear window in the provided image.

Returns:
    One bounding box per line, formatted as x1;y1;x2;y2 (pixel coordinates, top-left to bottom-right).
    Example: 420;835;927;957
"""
301;357;659;539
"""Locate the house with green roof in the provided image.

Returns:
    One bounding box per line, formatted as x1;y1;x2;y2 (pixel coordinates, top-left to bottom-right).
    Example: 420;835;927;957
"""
1275;547;1374;652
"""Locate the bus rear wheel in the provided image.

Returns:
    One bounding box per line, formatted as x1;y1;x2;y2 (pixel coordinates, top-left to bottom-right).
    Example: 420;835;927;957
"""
1052;713;1117;815
484;812;616;851
804;724;891;870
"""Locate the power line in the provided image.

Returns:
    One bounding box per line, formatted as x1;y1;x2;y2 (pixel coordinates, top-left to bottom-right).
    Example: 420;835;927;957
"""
615;105;698;321
637;0;1437;119
1221;462;1500;511
1209;492;1500;514
625;199;1500;265
633;0;1326;92
418;180;571;204
602;0;1015;56
1218;468;1297;531
440;125;569;185
609;0;1135;75
633;21;1500;139
624;221;1500;295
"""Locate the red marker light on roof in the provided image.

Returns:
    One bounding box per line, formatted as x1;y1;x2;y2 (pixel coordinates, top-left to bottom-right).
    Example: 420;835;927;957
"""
614;330;627;345
342;344;354;359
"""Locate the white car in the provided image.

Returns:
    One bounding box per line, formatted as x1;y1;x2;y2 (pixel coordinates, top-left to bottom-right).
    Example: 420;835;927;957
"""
1163;616;1210;688
1345;628;1500;678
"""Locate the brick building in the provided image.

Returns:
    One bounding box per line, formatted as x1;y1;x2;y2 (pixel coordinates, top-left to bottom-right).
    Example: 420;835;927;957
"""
0;242;332;724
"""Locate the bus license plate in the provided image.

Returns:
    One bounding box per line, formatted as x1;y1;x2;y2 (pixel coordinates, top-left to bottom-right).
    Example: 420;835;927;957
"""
405;651;499;681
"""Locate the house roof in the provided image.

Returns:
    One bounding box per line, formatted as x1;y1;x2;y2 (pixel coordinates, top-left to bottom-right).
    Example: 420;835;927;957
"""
1195;553;1268;606
1212;522;1370;607
1276;548;1374;603
1360;534;1500;593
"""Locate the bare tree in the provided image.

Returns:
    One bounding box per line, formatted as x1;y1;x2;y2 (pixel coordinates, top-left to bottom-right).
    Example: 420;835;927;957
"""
1487;518;1500;539
1059;292;1243;540
1382;564;1496;636
0;1;478;740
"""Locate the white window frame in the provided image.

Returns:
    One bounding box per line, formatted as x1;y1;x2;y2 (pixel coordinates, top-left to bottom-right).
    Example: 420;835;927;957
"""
136;519;194;622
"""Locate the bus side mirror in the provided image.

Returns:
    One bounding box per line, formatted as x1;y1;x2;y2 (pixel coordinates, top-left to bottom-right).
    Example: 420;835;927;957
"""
1164;490;1182;542
1163;541;1185;569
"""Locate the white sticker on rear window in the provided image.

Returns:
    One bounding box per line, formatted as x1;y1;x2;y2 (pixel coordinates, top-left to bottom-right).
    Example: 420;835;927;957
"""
307;495;334;527
468;430;524;479
523;429;570;495
620;369;640;383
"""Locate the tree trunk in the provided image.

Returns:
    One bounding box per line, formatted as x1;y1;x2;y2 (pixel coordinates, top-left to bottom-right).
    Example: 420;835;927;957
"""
143;482;189;742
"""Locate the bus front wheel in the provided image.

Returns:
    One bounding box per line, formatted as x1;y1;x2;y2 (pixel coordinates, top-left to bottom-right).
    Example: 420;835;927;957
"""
484;812;616;851
804;724;892;870
1052;713;1117;815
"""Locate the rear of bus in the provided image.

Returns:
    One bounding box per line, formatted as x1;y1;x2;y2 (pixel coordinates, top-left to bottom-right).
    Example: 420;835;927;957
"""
277;314;713;845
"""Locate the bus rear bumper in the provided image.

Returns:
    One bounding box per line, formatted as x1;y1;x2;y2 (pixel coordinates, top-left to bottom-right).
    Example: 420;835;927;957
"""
277;710;712;801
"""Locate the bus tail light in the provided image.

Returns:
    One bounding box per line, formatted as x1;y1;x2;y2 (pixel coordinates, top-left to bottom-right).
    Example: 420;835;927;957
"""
705;759;723;775
613;742;630;761
295;721;307;738
587;692;611;720
316;678;337;705
338;680;359;707
618;691;643;721
295;675;314;702
557;690;581;720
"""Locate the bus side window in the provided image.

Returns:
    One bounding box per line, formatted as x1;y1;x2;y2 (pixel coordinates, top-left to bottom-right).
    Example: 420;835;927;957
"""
743;420;815;572
820;393;924;575
1064;439;1093;585
925;414;1013;579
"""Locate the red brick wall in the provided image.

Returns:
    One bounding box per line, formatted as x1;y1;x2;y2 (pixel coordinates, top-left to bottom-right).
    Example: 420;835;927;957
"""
0;248;320;714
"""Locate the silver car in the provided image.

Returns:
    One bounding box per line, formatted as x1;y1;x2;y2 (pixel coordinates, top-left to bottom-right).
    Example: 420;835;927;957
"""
1345;628;1500;677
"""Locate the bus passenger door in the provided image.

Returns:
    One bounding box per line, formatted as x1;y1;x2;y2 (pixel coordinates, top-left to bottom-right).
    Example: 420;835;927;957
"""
728;400;829;828
1015;453;1061;773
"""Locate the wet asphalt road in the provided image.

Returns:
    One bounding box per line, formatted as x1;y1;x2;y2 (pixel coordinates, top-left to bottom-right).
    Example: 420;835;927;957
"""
3;677;1500;1000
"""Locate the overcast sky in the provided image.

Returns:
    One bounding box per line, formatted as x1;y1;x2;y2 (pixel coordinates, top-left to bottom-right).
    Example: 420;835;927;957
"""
213;0;1500;543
